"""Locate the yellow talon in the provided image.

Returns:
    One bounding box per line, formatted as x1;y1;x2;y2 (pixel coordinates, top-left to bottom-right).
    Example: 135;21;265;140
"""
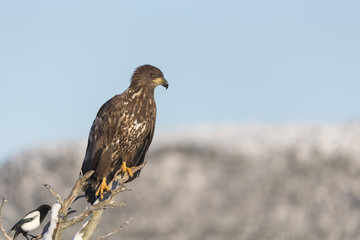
95;177;110;199
121;161;134;177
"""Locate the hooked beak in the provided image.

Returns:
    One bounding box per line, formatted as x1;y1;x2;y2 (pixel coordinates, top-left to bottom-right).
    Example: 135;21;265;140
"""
153;77;169;90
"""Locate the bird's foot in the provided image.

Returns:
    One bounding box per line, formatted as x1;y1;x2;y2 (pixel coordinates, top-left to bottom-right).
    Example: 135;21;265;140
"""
121;161;134;177
30;234;39;240
95;177;110;199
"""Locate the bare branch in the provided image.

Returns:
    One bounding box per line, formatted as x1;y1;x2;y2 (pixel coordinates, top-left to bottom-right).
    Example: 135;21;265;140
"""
97;217;133;240
64;207;92;228
44;184;63;205
51;171;94;239
41;164;144;239
78;163;145;240
60;170;94;216
78;208;104;240
67;171;94;203
0;198;13;240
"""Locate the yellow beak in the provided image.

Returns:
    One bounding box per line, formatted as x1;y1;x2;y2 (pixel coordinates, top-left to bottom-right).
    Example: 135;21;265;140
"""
153;77;169;89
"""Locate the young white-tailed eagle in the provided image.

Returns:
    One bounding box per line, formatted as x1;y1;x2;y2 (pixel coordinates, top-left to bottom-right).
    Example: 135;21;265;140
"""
81;64;168;204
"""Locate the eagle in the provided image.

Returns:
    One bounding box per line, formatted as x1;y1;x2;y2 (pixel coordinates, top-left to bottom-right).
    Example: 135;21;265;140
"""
81;64;168;204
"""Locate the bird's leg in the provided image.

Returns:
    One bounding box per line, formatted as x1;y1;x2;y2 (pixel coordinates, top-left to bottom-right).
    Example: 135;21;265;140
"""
29;234;39;240
95;177;110;199
22;232;30;240
121;161;134;177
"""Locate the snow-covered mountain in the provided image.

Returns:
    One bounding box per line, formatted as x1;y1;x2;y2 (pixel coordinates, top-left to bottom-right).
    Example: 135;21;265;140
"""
1;123;360;240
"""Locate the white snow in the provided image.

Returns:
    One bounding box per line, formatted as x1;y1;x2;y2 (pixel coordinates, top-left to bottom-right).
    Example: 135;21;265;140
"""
153;123;360;162
43;202;61;240
72;230;84;240
72;220;89;240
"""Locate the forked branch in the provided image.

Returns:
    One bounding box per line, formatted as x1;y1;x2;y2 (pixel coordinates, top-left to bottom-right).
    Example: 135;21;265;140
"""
43;163;146;239
0;198;12;240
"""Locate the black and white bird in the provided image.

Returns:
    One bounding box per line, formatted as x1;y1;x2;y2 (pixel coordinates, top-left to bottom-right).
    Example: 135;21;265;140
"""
8;204;51;240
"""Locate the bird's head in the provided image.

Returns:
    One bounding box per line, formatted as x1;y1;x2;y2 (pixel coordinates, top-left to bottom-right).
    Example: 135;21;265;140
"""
37;204;51;214
131;64;168;90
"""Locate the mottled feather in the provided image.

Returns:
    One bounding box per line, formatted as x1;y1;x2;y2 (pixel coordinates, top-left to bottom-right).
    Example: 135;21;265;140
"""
81;65;168;203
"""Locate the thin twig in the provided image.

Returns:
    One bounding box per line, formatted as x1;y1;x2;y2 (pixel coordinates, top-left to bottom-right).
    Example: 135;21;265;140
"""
97;217;133;240
63;170;94;210
63;207;92;228
0;198;12;240
79;208;104;240
79;163;145;240
44;184;63;205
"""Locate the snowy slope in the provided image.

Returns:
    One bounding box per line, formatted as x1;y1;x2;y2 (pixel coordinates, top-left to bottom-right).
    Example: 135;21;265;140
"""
1;123;360;240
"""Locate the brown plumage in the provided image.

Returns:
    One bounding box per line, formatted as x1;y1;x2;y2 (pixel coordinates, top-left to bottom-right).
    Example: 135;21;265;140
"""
81;64;168;204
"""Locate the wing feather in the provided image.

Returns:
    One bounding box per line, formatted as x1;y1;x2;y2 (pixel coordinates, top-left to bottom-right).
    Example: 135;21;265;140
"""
81;97;121;175
9;211;38;232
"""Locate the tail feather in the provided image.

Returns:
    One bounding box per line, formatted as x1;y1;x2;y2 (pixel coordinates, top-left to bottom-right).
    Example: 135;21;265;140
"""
84;185;97;204
14;230;20;239
8;229;20;240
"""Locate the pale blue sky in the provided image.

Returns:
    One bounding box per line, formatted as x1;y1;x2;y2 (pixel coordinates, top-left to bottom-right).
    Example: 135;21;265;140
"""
1;0;360;161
